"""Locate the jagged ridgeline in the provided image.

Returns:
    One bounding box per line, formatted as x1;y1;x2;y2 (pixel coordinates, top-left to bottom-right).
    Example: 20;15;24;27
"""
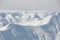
0;10;56;26
0;10;60;40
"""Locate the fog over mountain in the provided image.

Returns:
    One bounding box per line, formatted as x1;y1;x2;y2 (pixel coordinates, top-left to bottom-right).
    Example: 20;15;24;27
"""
0;0;60;11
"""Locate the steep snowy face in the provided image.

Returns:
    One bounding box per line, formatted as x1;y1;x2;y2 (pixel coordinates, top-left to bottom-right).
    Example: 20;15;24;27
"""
0;11;56;27
21;14;52;26
0;11;60;40
0;11;58;31
0;13;10;31
18;11;53;26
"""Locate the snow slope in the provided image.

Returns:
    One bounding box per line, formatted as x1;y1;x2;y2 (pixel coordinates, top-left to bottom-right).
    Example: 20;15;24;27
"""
0;10;60;40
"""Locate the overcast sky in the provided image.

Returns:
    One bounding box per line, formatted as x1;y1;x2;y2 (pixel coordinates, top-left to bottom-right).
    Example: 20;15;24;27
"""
0;0;60;11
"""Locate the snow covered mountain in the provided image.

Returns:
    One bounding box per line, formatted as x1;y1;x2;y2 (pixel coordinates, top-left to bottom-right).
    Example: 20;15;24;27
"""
0;10;60;40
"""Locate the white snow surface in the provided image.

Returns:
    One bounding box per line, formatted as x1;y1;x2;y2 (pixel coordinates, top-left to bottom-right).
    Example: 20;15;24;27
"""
0;10;59;31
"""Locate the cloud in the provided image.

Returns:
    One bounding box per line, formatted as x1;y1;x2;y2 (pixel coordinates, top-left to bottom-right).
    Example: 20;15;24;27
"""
0;0;60;11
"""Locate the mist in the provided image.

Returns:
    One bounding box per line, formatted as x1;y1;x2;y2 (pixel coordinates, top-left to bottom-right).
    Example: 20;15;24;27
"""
0;0;60;11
